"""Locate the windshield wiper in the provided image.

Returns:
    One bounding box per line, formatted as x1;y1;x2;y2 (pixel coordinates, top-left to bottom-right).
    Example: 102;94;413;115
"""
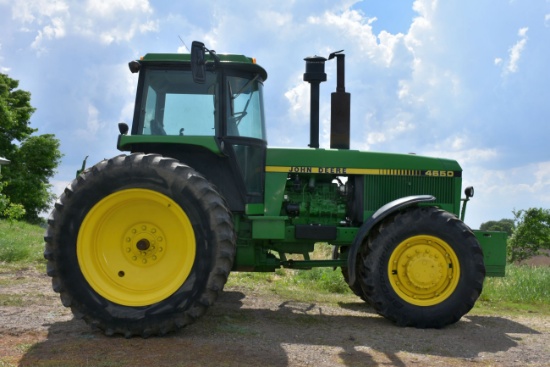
232;74;259;99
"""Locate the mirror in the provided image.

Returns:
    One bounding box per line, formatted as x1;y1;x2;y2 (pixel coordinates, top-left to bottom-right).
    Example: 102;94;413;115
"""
191;41;206;84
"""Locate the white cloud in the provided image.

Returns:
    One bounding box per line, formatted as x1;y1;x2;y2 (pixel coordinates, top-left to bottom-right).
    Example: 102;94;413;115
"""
118;69;140;123
0;43;9;73
498;26;528;75
308;9;377;57
412;0;438;18
85;0;152;18
82;0;158;44
405;0;437;50
396;0;464;123
307;8;406;67
377;31;406;67
429;147;498;165
258;10;293;28
11;0;69;23
31;17;66;51
518;27;528;37
545;13;550;27
284;76;310;125
366;131;386;145
363;115;415;150
7;0;158;51
465;160;550;226
76;103;105;140
10;0;69;51
533;161;550;200
421;135;498;165
96;19;159;45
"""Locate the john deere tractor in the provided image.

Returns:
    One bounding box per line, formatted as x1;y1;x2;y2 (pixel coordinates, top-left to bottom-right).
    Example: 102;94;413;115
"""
44;41;506;337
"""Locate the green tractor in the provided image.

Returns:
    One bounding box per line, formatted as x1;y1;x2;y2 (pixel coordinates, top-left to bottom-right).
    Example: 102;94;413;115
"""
44;41;506;337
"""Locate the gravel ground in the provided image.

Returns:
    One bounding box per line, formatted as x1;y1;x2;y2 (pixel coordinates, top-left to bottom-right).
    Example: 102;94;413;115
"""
0;267;549;367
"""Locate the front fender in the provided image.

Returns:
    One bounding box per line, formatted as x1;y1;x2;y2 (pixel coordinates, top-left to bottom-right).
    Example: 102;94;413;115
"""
346;195;436;287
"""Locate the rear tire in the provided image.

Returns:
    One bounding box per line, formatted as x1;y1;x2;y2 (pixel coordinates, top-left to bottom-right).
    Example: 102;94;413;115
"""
44;153;235;337
358;206;485;328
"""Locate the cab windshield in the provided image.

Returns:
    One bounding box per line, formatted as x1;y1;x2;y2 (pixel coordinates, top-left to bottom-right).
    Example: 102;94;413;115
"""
136;68;265;140
137;69;218;136
226;75;266;140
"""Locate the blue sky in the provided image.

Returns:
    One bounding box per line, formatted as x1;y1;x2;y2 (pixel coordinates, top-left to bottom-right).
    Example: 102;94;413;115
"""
0;0;549;228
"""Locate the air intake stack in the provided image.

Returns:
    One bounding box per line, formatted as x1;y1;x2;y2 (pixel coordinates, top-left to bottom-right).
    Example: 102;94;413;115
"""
303;56;327;149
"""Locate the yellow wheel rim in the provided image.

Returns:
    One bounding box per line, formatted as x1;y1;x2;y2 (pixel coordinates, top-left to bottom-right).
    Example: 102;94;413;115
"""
388;235;460;306
77;189;196;307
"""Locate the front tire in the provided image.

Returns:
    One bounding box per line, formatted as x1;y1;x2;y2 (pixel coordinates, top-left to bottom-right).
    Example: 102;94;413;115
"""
44;153;235;337
339;246;369;303
358;207;485;328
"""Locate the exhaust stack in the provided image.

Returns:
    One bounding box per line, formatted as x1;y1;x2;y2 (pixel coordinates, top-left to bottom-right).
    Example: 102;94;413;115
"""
303;56;327;149
329;51;350;150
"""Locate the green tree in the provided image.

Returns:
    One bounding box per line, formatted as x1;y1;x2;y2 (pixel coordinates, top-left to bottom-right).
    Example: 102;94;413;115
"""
0;73;36;155
508;208;550;262
3;135;62;222
0;73;62;223
479;218;515;236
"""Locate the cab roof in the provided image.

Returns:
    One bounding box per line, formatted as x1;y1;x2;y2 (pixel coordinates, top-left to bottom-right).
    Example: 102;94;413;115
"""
139;53;268;81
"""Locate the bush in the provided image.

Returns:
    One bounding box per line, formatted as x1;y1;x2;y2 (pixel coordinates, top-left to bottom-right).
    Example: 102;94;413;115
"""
3;203;26;222
0;179;26;222
508;208;550;262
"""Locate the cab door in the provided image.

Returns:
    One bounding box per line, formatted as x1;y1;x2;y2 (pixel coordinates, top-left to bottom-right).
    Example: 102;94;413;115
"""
222;73;268;205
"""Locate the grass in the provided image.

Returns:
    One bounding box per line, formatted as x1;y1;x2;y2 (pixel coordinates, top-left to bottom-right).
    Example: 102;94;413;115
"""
0;220;45;264
227;266;357;306
476;264;550;314
0;294;24;306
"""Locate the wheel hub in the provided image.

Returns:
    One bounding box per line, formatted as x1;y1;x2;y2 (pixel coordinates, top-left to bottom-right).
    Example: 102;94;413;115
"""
405;250;444;289
123;224;165;266
136;239;150;251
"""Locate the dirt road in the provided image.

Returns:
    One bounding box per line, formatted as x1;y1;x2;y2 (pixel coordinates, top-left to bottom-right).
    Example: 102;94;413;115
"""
1;267;549;367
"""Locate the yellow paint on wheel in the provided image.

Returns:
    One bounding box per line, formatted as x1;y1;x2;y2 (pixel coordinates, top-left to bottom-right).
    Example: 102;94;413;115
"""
388;235;460;307
77;189;195;307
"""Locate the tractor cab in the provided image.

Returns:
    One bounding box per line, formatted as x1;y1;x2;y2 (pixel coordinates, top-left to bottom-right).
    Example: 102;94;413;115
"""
119;44;269;212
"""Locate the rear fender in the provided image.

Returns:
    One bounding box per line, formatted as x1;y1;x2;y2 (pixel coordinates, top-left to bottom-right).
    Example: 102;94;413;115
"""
347;195;436;286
